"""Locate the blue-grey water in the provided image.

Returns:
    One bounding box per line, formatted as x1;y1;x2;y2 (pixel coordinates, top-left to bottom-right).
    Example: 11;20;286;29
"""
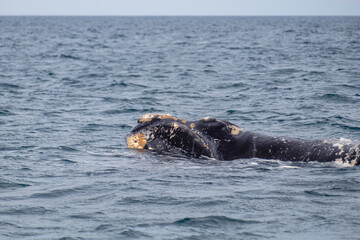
1;16;360;239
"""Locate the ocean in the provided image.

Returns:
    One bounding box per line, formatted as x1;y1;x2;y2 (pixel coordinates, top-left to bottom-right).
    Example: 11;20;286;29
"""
1;16;360;239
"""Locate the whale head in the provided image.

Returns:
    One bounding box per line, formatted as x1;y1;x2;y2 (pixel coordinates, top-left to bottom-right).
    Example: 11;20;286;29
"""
126;113;245;160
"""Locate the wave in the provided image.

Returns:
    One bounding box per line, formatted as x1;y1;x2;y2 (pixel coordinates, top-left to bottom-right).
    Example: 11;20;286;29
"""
0;83;23;89
173;215;260;227
318;93;355;103
58;54;81;60
29;186;87;199
109;81;148;88
0;206;55;215
0;109;15;116
0;179;31;190
101;108;160;115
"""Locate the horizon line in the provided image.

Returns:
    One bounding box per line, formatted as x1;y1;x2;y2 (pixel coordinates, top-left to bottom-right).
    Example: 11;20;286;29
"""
1;14;359;17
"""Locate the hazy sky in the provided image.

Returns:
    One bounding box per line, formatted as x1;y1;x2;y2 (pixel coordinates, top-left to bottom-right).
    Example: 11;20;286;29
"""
1;0;360;16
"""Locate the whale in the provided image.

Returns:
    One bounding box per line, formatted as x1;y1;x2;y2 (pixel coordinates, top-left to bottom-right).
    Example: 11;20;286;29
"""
126;113;360;166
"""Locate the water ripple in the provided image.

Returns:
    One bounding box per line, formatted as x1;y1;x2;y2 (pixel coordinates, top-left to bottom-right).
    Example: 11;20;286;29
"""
1;16;360;240
173;215;261;227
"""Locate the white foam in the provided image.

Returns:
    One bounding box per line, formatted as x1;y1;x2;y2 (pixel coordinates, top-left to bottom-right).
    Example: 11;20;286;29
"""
324;137;353;146
278;165;300;169
333;160;354;168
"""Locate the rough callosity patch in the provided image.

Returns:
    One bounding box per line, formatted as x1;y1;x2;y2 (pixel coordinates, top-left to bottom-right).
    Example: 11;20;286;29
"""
138;113;178;123
230;125;243;135
127;133;147;149
168;122;180;139
172;122;179;129
201;116;217;122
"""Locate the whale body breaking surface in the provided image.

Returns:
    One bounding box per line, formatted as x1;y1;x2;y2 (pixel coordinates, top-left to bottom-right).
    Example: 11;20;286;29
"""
126;113;360;166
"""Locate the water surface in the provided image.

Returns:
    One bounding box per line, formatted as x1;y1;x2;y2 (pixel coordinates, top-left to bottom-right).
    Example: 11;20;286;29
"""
1;16;360;239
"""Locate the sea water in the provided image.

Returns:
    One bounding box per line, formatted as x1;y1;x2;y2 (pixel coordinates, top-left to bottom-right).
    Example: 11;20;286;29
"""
1;16;360;239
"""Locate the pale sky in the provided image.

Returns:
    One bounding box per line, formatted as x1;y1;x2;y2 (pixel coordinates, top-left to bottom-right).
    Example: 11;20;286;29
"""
0;0;360;16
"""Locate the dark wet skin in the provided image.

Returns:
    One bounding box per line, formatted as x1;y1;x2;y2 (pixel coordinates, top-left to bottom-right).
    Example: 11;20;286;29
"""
127;114;360;166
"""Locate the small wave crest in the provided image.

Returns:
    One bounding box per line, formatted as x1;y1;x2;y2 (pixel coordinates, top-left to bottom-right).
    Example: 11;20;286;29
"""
0;83;23;89
0;179;31;189
86;150;127;157
30;186;85;199
173;215;260;227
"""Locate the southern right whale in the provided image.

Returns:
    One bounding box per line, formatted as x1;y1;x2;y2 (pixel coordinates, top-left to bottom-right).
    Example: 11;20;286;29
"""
126;113;360;166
